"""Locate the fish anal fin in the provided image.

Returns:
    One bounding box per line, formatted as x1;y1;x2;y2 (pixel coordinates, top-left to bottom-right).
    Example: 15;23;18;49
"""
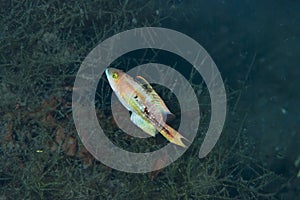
130;113;157;137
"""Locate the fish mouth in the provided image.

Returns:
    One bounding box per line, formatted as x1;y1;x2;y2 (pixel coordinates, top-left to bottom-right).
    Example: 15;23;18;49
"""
105;67;118;76
105;68;115;79
105;68;111;77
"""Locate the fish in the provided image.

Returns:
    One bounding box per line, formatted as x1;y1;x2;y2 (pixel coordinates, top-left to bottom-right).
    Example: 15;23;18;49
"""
105;68;189;148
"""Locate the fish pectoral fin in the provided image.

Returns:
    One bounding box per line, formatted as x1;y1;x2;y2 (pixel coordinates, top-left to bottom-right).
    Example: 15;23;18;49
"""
130;113;157;137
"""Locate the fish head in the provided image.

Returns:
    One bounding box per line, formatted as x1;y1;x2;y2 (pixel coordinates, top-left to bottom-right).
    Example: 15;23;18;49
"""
105;68;125;90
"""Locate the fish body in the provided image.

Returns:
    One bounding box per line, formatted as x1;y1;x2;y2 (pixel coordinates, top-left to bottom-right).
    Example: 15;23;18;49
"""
105;68;188;148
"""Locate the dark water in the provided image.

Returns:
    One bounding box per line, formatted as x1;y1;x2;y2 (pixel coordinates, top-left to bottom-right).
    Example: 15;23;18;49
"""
164;0;300;198
1;0;299;199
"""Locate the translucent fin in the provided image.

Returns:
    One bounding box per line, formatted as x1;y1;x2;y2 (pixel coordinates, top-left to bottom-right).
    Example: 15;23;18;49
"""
162;111;176;122
136;75;176;124
130;113;157;136
136;75;174;119
136;75;153;92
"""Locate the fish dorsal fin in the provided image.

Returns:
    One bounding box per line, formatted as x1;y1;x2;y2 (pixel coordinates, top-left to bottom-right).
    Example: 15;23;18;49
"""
136;76;153;93
136;75;176;122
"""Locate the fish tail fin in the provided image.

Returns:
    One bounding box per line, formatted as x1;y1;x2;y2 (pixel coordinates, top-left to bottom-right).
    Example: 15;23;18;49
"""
159;125;189;148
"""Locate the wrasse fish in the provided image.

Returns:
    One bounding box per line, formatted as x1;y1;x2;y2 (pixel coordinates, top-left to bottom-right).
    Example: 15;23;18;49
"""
105;68;188;148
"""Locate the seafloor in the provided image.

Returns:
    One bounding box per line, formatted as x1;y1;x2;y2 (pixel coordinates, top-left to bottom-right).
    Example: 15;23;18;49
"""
0;0;299;199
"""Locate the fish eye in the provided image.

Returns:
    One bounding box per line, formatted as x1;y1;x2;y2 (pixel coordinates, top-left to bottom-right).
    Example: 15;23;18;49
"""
112;72;119;79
